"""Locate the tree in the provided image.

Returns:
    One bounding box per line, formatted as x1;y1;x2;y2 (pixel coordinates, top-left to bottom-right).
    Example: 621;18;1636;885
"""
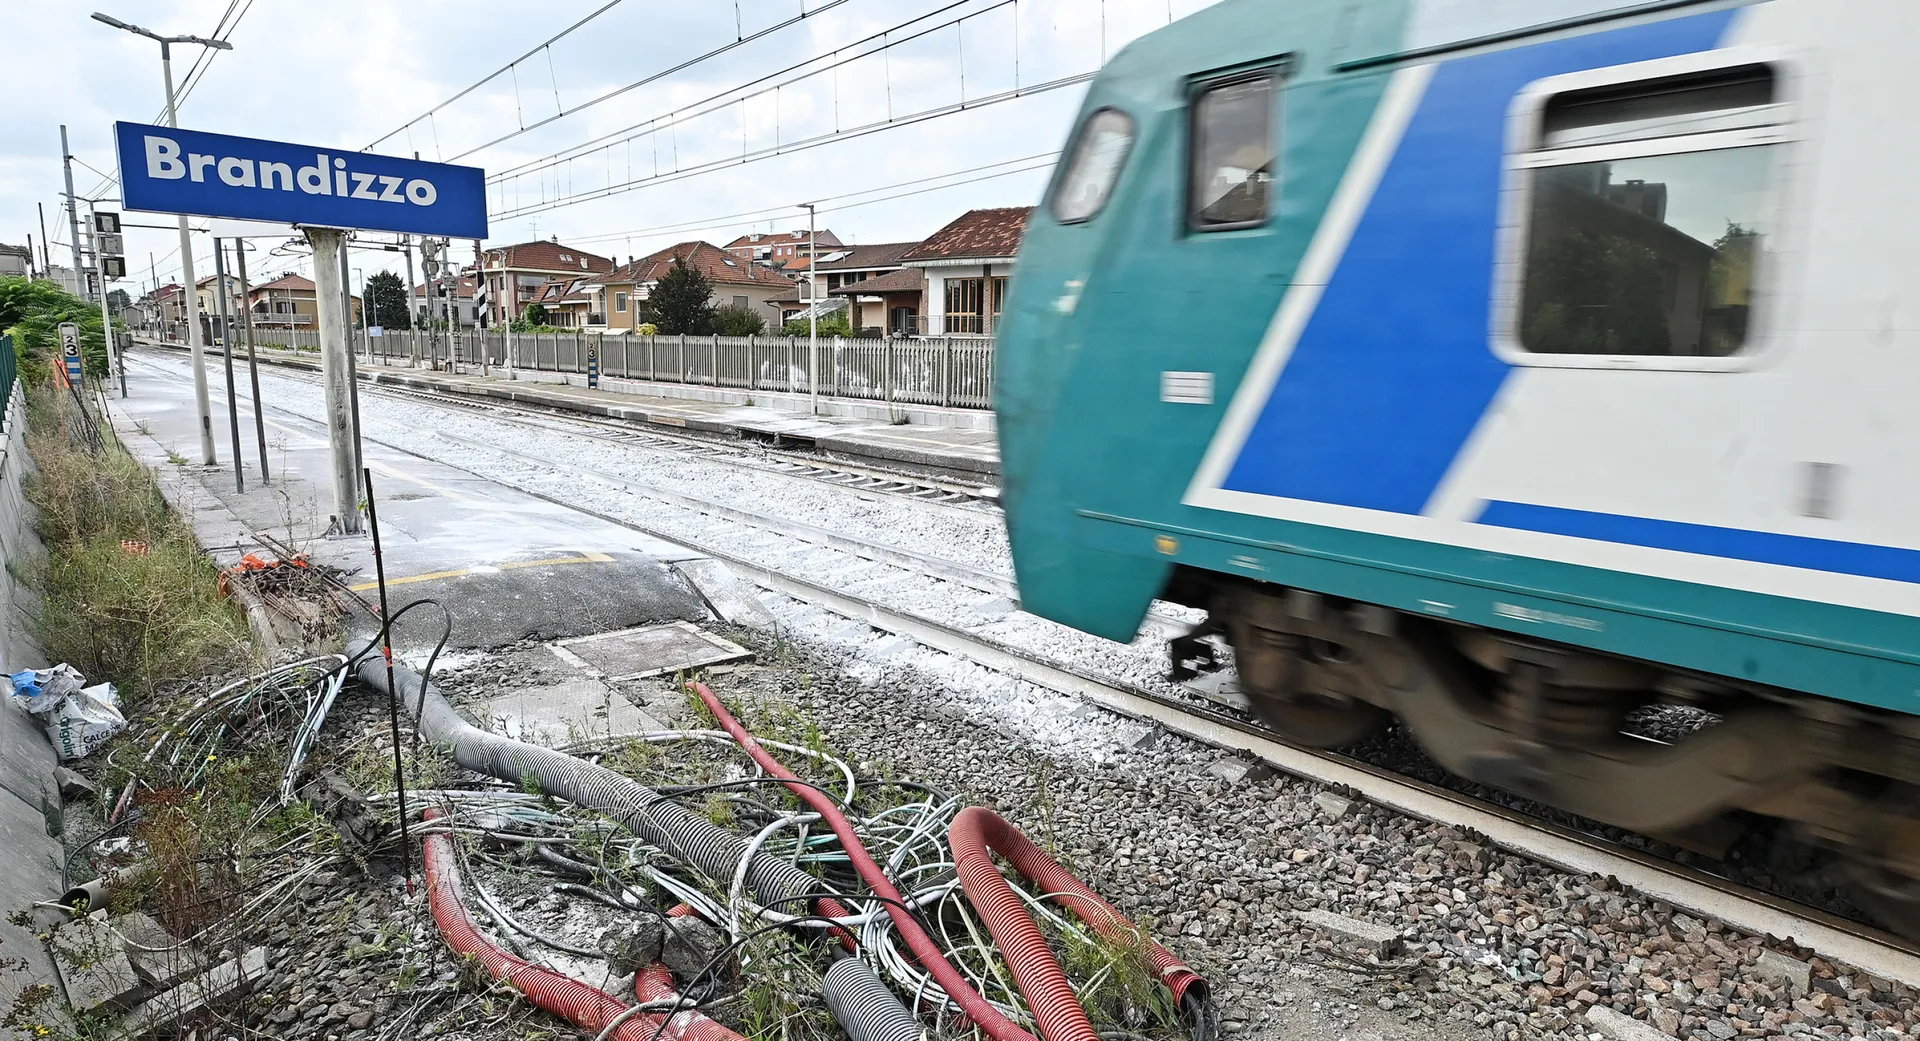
712;304;764;336
515;302;548;331
0;276;110;382
365;271;411;330
649;256;715;335
106;288;130;311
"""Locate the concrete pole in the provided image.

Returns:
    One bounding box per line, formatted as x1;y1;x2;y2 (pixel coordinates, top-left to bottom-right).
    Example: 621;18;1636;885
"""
402;235;418;368
211;240;244;492
231;241;269;483
307;227;361;535
157;43;216;464
59;126;87;301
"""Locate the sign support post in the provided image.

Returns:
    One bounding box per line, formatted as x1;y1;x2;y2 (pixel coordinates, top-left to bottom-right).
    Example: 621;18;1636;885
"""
211;239;244;493
231;241;270;484
307;227;362;535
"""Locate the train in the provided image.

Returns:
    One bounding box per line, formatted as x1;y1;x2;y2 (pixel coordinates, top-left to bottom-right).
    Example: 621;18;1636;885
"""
994;0;1920;934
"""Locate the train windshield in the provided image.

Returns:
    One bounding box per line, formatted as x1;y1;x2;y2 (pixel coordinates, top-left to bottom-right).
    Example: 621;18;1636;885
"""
1053;108;1135;224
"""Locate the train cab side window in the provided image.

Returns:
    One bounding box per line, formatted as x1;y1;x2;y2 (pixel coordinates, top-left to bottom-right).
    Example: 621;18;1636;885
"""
1052;108;1135;224
1189;75;1279;230
1517;64;1787;357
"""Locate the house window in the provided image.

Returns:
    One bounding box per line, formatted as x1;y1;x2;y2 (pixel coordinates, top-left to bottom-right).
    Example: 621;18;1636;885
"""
1189;73;1280;230
1515;65;1784;358
615;292;628;313
945;278;995;334
1053;107;1135;224
733;295;749;310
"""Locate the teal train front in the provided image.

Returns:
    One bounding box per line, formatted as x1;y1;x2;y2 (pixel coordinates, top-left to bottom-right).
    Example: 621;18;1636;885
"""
995;0;1920;936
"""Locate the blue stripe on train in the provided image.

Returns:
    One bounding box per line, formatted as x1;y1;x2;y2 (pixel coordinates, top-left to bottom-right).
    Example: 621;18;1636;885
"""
1477;501;1920;585
1219;10;1737;515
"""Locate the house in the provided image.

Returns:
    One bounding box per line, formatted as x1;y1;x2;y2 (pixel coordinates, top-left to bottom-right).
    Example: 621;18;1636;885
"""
412;274;479;327
195;274;247;337
721;228;842;270
587;241;795;332
899;207;1030;336
246;273;361;328
526;277;597;328
479;238;614;325
0;243;30;278
808;241;921;334
146;283;187;325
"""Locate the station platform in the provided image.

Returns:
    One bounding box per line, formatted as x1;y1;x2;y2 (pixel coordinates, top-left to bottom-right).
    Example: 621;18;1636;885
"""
109;350;725;656
134;338;1002;477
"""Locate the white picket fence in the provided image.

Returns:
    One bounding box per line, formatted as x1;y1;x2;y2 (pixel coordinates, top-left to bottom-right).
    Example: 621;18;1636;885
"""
249;329;997;410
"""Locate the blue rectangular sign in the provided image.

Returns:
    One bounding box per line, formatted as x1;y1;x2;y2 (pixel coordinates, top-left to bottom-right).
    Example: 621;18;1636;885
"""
113;122;487;239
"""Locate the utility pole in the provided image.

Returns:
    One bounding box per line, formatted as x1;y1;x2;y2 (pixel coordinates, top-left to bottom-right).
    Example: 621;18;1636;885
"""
307;227;361;535
59;126;87;301
402;234;417;368
799;202;818;415
211;239;243;490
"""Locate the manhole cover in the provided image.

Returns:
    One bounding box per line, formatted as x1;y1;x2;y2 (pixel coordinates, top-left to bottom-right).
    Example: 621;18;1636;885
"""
552;621;751;680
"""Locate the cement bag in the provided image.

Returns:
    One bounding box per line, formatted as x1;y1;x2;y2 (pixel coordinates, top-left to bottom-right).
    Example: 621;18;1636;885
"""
6;667;125;760
5;664;85;714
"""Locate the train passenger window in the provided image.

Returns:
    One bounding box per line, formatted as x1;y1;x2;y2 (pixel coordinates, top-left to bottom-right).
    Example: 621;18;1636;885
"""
1052;108;1135;224
1190;75;1278;230
1516;65;1786;358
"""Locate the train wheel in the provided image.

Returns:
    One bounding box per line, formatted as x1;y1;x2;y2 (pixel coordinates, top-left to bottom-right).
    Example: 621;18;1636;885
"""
1244;689;1390;749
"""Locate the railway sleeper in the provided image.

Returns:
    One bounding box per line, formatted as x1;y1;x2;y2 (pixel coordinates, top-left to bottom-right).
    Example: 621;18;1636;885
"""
1198;581;1920;914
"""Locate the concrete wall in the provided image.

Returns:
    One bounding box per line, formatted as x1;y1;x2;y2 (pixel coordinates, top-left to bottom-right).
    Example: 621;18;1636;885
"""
0;382;64;1028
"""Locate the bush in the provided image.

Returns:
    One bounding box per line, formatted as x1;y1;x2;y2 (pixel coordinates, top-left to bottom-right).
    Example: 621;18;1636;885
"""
636;322;658;336
783;309;851;338
1;276;112;382
712;305;765;336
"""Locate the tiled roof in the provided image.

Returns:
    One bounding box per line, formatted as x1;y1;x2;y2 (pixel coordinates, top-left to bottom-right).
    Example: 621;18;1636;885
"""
722;229;843;250
900;207;1032;262
531;278;592;305
482;239;614;275
814;241;920;272
250;274;315;293
600;241;796;288
828;267;924;296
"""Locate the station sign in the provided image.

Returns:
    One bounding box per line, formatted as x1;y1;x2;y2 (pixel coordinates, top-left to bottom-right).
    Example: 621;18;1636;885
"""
58;323;83;386
113;122;488;240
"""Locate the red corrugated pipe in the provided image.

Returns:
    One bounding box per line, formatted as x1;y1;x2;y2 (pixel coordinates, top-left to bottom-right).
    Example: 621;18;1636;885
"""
695;682;1042;1041
948;806;1208;1028
421;808;744;1041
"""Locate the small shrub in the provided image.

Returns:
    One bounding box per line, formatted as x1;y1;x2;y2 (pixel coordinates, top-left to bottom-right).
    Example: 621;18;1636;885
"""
711;305;764;336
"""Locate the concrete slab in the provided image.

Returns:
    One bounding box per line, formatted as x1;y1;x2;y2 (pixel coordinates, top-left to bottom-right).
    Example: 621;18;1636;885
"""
51;915;143;1014
0;784;62;1028
110;352;712;655
477;677;667;746
553;622;751;680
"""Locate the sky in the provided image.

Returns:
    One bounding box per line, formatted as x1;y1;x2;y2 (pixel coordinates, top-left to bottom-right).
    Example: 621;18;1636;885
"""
3;0;1220;293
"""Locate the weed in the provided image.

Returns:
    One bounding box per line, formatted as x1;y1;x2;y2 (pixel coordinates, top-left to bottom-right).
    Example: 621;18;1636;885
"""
165;450;186;465
23;390;254;706
1059;914;1179;1031
704;794;735;828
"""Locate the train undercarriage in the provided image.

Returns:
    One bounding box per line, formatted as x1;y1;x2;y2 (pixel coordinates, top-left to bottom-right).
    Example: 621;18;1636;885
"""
1166;573;1920;939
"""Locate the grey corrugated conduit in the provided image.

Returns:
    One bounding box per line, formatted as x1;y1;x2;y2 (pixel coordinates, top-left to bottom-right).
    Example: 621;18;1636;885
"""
823;957;930;1041
355;649;946;1041
352;647;828;920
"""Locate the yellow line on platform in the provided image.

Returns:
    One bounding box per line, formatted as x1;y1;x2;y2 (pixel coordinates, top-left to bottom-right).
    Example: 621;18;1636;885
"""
348;550;615;591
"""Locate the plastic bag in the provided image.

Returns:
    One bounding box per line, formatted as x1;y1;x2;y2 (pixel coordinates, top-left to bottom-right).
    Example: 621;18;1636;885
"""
5;665;125;760
5;664;85;714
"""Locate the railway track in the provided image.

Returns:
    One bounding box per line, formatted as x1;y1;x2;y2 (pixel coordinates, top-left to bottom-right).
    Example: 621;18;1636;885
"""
123;347;1920;988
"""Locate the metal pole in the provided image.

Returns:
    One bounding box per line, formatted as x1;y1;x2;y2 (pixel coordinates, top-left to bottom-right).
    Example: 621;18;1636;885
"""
805;203;818;415
87;201;126;399
306;227;361;535
340;237;365;499
156;47;216;463
36;203;52;280
211;239;244;492
402;234;418;368
233;241;269;483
